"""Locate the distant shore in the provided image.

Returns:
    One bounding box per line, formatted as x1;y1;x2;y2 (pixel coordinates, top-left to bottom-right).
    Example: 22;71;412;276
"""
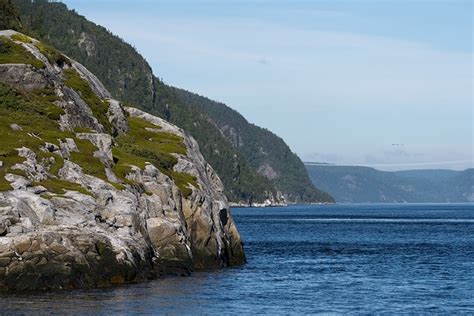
229;201;334;208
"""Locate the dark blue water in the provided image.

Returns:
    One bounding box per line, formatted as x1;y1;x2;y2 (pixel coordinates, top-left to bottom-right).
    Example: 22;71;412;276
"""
1;204;474;314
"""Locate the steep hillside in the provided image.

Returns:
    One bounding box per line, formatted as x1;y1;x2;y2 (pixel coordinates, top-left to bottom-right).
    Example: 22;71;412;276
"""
174;88;333;203
0;30;244;291
11;0;334;204
152;82;280;204
306;163;473;203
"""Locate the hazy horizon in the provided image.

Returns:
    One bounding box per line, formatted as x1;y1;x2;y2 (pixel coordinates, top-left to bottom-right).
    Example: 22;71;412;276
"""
62;0;473;171
304;161;472;172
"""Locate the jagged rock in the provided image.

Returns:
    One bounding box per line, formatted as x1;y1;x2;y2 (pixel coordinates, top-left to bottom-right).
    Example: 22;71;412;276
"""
12;147;49;182
59;138;79;159
0;30;245;292
60;86;106;132
9;124;22;132
41;142;60;153
4;174;31;191
70;61;111;99
76;133;114;164
107;99;129;135
0;64;52;91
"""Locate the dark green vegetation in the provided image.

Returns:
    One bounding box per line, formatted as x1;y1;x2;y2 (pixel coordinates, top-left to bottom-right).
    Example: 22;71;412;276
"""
9;0;333;203
173;88;334;203
0;82;73;193
0;0;22;31
306;163;474;203
153;83;279;202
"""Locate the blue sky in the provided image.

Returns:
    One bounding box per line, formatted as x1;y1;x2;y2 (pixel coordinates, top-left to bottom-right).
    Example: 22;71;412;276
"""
63;0;473;170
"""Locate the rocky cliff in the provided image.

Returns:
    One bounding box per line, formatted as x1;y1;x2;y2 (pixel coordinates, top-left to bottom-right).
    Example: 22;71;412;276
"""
0;30;245;292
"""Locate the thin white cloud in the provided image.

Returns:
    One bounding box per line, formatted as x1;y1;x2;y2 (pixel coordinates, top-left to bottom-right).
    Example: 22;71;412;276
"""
95;14;472;111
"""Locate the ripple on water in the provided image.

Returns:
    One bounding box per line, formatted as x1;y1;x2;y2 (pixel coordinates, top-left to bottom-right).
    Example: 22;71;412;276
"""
1;204;473;314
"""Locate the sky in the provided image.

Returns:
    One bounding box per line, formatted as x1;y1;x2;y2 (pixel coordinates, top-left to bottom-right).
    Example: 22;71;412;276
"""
62;0;473;171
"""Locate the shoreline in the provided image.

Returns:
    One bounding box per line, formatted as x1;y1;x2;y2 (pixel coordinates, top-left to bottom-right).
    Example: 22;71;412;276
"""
229;202;335;208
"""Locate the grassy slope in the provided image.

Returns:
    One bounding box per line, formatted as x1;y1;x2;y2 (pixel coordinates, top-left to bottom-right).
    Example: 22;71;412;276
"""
0;36;197;198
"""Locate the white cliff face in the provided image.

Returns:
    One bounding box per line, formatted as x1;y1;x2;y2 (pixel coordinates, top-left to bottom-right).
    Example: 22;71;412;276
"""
0;31;245;291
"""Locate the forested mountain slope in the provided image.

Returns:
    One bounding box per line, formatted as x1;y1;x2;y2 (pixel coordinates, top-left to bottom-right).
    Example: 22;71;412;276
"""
0;0;22;31
173;88;333;203
10;0;333;204
306;163;473;203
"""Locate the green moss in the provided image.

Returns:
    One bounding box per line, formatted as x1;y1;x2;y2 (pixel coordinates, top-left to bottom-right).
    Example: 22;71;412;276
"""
0;152;26;192
121;117;186;155
73;127;94;133
40;193;53;200
0;81;198;197
128;116;161;130
10;33;33;44
70;138;107;181
112;116;198;197
0;84;64;121
112;148;145;177
0;36;44;69
49;154;64;176
0;181;13;192
0;83;72;191
45;106;64;120
118;143;177;170
111;182;126;190
31;88;60;103
63;68;112;133
9;168;27;178
170;171;198;198
36;41;70;66
33;178;93;196
0;83;22;110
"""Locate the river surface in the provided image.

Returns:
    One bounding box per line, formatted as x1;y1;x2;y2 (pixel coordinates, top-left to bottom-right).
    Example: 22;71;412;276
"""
1;203;474;314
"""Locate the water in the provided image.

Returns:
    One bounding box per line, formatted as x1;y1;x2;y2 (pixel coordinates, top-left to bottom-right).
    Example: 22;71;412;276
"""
1;204;473;314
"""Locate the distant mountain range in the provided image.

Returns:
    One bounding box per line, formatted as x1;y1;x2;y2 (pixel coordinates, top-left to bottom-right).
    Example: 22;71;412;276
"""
305;163;473;203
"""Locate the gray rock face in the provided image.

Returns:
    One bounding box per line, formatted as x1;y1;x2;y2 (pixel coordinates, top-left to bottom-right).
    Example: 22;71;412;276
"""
0;30;245;292
107;99;129;135
59;86;107;132
127;108;245;269
70;60;111;100
0;64;51;91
